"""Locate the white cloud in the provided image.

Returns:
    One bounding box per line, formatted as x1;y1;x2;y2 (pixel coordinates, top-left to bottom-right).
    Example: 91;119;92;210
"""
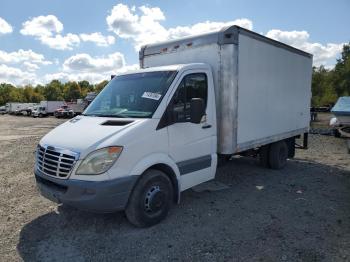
116;64;139;73
23;62;40;72
167;19;252;40
107;4;253;49
139;6;165;21
107;4;142;38
45;64;138;84
20;15;63;37
80;32;115;47
63;52;125;73
0;64;37;86
20;15;80;50
266;29;344;67
106;4;344;67
44;72;108;84
40;33;80;50
0;49;51;65
0;17;13;35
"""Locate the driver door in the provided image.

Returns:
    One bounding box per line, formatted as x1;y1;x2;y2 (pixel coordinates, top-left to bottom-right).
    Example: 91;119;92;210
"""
167;70;216;191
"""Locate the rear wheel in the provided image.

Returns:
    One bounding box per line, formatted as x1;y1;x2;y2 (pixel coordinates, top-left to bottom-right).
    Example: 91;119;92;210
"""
268;141;288;169
259;145;270;168
125;169;173;227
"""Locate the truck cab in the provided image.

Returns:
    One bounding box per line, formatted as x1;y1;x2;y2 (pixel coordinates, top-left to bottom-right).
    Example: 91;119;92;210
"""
33;106;46;118
35;64;217;227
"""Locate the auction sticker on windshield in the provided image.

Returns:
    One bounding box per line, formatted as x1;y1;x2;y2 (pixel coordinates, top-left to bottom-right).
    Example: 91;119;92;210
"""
142;92;162;100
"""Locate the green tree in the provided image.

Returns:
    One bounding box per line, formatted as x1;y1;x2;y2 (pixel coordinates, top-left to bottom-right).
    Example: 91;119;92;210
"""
95;80;109;93
78;80;94;97
44;80;64;100
311;66;337;106
0;83;16;105
64;81;82;101
332;43;350;97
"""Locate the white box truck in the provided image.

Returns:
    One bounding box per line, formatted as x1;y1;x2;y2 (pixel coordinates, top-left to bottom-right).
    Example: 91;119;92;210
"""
32;101;65;117
6;102;37;115
34;26;312;227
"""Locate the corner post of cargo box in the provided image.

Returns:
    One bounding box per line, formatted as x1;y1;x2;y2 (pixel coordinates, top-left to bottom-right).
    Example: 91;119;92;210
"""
216;25;240;155
139;46;147;68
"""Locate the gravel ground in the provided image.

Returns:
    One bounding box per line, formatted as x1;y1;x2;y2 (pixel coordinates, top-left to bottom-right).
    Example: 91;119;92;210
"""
0;115;349;262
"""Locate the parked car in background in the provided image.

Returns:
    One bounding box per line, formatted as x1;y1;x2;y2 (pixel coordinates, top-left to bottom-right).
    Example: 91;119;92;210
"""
54;105;74;118
0;106;6;115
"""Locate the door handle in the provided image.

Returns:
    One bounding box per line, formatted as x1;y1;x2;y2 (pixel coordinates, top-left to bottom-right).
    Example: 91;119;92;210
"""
202;124;212;129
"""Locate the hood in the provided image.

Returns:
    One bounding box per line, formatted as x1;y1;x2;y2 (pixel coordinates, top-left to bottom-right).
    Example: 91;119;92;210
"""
40;116;141;157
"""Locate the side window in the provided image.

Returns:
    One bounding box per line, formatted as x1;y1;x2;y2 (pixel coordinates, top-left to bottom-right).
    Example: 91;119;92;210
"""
172;73;207;122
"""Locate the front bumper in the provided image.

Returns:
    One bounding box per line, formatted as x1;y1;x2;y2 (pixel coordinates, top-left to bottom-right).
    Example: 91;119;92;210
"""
35;169;137;213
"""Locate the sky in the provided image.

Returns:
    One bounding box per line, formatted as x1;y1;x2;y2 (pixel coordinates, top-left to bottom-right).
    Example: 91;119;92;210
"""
0;0;349;86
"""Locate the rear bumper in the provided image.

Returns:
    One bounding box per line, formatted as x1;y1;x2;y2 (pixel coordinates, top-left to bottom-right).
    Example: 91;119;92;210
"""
35;169;137;213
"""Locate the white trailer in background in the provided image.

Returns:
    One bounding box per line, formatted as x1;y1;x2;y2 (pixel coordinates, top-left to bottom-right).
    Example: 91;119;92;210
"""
68;100;86;115
34;25;312;227
6;102;37;115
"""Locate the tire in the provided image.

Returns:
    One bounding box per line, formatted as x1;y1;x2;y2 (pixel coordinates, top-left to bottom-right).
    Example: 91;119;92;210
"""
38;113;43;118
125;169;173;227
217;155;231;167
259;145;270;168
286;137;295;158
268;141;288;170
334;129;341;138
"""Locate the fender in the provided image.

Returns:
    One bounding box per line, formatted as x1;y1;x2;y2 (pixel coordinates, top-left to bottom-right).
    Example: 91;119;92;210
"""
129;152;182;202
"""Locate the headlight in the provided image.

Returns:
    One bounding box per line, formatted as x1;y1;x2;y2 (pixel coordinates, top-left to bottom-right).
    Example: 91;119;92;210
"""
76;146;123;175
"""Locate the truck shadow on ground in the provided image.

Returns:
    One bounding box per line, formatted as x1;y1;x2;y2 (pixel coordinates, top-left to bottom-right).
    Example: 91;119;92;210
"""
17;157;350;262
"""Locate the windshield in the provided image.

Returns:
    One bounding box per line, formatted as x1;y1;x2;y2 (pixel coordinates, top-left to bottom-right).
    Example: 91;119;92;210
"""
84;71;177;118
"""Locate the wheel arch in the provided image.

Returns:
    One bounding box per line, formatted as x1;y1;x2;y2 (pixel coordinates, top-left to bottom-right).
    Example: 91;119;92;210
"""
128;154;181;204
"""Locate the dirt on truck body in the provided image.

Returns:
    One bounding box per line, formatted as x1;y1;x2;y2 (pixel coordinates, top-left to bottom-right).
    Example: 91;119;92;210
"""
0;114;349;261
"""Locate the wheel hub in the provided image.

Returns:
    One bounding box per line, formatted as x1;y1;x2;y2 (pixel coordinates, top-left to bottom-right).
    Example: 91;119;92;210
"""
144;185;165;213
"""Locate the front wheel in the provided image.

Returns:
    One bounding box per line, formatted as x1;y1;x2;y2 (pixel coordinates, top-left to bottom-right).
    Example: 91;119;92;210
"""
125;169;173;227
334;129;341;138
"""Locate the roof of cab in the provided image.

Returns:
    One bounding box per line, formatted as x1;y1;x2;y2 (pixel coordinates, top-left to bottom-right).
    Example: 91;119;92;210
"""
117;63;210;76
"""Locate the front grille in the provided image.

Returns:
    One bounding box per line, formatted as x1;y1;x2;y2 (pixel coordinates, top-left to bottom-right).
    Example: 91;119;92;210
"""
36;145;79;179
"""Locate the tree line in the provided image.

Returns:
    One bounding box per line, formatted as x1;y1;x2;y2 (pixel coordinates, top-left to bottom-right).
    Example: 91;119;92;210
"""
0;80;109;106
1;43;349;107
312;43;349;106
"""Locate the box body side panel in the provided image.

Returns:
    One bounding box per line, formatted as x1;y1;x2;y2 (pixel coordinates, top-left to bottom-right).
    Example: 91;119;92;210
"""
236;34;312;151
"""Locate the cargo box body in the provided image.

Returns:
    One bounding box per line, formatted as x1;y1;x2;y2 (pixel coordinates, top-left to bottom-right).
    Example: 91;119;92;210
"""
40;101;66;114
140;26;312;154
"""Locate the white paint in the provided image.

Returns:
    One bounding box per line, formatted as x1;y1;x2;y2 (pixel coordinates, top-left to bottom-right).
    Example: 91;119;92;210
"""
236;34;312;146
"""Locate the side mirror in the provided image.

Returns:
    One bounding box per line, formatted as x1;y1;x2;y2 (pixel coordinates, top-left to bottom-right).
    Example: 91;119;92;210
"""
190;98;205;124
